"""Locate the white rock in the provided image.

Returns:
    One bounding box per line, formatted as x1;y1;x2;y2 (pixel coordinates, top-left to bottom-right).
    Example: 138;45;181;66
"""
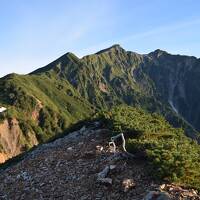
160;184;166;190
109;165;116;170
0;107;6;113
67;147;73;151
96;145;103;151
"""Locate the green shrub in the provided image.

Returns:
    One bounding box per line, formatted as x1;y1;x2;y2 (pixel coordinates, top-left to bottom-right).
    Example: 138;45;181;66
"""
19;121;31;136
0;113;5;123
99;105;200;190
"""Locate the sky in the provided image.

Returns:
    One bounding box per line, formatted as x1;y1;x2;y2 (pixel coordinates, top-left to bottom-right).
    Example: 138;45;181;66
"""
0;0;200;77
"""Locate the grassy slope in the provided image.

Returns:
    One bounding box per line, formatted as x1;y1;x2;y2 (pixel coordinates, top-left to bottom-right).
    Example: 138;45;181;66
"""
0;72;94;145
28;45;199;139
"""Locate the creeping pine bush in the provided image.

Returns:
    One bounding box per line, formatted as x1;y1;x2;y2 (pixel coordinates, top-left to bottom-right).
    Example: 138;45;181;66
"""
99;105;200;190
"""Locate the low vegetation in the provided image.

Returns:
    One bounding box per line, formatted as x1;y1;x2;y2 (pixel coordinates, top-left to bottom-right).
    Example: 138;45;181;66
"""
98;105;200;190
0;73;94;147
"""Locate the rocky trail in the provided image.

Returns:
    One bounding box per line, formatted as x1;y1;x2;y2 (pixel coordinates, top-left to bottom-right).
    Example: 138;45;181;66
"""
0;123;199;200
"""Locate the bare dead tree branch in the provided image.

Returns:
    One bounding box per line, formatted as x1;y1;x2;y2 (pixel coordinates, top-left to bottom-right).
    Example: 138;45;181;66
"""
109;133;135;158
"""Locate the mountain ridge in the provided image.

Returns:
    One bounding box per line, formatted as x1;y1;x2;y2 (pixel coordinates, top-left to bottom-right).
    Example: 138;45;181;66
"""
29;45;199;78
0;44;200;164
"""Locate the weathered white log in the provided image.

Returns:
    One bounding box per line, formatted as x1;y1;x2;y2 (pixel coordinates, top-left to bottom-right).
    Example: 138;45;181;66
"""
110;133;127;152
110;133;135;158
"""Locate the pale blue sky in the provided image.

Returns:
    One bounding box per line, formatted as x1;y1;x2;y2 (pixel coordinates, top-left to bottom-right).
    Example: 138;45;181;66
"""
0;0;200;77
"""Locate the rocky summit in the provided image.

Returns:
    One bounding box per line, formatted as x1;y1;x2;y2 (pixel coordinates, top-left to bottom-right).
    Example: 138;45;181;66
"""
0;123;199;200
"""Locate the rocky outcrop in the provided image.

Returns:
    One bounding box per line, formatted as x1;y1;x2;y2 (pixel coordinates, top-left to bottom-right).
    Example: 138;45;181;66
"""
31;97;43;121
141;52;200;131
0;118;38;163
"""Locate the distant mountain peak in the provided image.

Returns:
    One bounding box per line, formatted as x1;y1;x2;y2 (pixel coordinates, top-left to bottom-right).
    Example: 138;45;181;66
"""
96;44;125;55
30;52;80;75
148;49;168;57
110;44;122;49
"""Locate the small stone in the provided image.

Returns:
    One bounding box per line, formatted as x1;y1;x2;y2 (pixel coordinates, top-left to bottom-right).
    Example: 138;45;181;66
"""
97;178;112;185
94;121;101;128
39;183;45;187
16;174;21;179
109;165;116;170
17;171;31;181
67;147;73;151
160;184;166;190
79;126;86;134
80;195;89;200
191;189;198;195
122;178;136;192
96;145;103;152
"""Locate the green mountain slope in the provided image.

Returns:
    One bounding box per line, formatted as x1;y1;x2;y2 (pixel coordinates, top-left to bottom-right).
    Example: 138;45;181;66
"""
0;72;94;162
33;44;200;138
0;44;200;163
